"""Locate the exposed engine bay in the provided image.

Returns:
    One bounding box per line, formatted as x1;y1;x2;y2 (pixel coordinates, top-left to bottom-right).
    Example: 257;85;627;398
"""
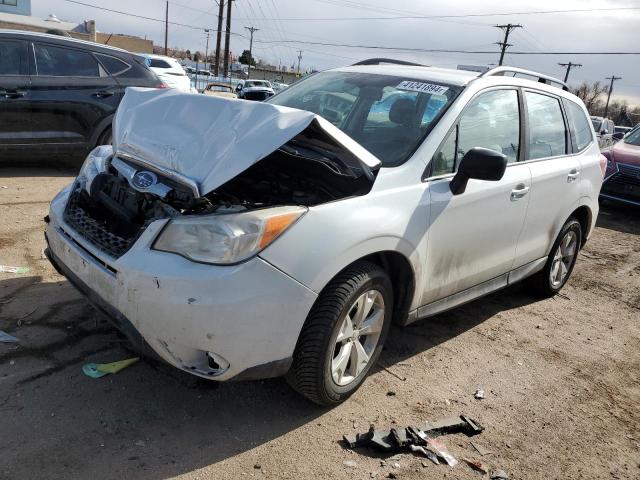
65;134;377;258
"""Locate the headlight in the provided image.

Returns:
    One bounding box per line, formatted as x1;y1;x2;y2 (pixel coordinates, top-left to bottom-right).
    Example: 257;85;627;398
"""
78;145;112;193
153;206;307;264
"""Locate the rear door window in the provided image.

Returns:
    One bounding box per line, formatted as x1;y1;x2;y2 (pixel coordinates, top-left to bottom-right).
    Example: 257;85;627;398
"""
96;54;130;76
563;99;593;152
525;91;566;159
0;40;24;75
34;43;100;77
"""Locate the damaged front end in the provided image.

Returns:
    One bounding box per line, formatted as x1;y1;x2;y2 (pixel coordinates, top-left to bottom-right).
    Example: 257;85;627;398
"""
65;88;381;261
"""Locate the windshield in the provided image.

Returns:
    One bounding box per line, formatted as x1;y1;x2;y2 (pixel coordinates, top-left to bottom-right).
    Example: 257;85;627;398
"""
624;126;640;146
267;71;461;166
245;81;270;88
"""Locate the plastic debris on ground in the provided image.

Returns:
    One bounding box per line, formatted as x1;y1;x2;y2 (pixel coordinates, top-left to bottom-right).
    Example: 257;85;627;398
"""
462;457;489;473
82;357;140;378
470;441;493;456
343;414;484;468
491;469;509;479
0;265;29;274
474;388;485;399
0;330;19;343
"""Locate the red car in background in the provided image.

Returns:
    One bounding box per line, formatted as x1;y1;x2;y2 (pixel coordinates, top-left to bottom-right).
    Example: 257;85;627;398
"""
601;125;640;207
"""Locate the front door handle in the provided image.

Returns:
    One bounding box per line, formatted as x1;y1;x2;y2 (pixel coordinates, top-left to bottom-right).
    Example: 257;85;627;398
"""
93;91;114;98
1;90;26;99
567;170;580;183
511;184;530;200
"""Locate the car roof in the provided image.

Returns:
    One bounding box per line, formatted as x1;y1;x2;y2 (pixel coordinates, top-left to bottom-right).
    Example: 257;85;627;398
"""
138;53;178;62
329;63;586;105
0;29;129;54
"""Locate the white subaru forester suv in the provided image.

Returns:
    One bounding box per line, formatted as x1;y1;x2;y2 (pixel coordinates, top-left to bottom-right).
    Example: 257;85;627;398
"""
45;61;605;405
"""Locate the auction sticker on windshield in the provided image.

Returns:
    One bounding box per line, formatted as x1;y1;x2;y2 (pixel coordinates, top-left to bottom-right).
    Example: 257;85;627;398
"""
396;81;449;95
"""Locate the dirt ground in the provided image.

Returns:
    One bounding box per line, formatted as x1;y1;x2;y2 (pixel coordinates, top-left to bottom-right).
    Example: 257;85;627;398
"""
1;167;639;480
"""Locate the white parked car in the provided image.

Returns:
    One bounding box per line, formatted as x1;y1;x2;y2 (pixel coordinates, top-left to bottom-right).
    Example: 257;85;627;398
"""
138;54;193;92
45;62;604;405
235;79;275;101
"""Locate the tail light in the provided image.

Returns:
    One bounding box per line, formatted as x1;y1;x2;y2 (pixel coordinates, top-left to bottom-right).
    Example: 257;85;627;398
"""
156;82;169;89
599;154;608;177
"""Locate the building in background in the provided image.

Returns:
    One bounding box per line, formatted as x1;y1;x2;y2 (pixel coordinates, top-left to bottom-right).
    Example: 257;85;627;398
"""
0;9;152;52
0;0;31;16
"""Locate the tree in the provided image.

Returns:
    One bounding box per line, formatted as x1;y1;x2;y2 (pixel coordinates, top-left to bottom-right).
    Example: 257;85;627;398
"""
239;49;255;66
185;49;192;60
570;81;608;114
193;51;202;62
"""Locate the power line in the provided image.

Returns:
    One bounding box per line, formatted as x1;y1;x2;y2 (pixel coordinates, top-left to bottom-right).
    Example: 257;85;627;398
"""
234;6;640;22
253;39;640;55
495;23;521;66
558;62;582;82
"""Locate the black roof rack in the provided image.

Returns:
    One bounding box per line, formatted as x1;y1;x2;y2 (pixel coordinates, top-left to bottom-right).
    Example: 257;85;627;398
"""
352;58;427;67
479;66;569;91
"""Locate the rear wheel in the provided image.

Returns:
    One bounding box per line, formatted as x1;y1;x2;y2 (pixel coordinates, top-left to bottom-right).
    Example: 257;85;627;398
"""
286;261;393;406
527;218;582;297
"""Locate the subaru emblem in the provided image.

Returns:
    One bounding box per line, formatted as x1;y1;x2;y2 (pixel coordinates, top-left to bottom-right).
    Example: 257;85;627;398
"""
132;171;157;190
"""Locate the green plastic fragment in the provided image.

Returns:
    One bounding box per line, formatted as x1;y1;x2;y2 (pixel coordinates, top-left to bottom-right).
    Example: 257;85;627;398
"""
82;357;140;378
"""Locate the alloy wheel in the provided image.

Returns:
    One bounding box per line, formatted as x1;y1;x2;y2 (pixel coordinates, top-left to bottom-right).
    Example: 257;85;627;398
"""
550;230;578;288
331;289;385;386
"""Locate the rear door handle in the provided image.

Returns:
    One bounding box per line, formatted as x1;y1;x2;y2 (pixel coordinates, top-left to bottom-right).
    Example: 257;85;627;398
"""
511;184;530;200
567;170;580;183
93;91;114;98
1;90;26;99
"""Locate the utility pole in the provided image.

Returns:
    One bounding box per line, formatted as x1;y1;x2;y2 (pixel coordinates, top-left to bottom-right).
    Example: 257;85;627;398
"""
204;29;211;72
244;26;259;78
297;50;302;75
222;0;232;78
558;62;582;83
214;0;224;77
164;1;169;55
494;23;521;66
603;75;622;118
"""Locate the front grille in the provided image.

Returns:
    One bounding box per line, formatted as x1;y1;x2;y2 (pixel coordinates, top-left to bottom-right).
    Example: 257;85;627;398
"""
616;163;640;185
63;189;138;258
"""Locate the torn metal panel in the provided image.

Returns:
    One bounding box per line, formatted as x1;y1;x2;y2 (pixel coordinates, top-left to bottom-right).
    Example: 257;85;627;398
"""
112;88;381;195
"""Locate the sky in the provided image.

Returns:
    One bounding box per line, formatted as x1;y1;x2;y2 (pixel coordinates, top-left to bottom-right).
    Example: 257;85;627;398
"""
32;0;640;106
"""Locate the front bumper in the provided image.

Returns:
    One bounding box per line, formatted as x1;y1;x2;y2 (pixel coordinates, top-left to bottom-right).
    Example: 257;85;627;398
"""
45;187;318;381
600;162;640;207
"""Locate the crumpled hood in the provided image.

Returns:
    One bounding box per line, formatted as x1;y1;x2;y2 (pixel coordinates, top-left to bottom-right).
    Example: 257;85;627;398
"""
113;88;381;195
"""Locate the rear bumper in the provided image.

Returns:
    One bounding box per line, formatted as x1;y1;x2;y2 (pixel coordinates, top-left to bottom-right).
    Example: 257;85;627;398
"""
45;186;318;381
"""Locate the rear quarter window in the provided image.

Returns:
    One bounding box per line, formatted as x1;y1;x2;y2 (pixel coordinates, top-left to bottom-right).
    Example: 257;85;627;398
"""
563;99;594;152
95;54;130;76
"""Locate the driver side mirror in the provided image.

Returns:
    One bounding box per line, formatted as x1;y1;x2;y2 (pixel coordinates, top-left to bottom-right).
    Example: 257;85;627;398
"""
450;147;508;195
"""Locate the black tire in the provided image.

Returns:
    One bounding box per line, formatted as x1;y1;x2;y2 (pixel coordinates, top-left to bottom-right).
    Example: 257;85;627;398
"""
527;218;582;298
286;261;393;406
97;127;112;147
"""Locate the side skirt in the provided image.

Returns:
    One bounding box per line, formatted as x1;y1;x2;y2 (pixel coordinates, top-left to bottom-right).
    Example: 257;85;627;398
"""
403;257;547;325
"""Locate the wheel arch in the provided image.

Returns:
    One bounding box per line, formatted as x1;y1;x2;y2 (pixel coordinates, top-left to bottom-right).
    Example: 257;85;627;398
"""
90;114;114;149
569;205;592;248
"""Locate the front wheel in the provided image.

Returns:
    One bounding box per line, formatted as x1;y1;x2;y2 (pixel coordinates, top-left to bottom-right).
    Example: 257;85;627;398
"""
286;261;393;406
527;218;582;297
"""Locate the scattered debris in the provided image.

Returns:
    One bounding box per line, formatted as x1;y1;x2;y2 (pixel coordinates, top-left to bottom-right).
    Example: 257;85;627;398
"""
425;437;458;467
0;330;19;343
254;463;261;469
422;415;484;436
343;460;357;468
491;469;509;479
470;441;493;456
409;445;439;465
0;265;29;274
474;389;485;400
82;357;140;378
386;473;397;479
462;457;489;474
377;362;407;381
386;391;396;396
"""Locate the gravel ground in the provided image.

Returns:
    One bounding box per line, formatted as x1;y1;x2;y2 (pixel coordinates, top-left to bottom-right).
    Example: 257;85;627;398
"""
1;167;639;480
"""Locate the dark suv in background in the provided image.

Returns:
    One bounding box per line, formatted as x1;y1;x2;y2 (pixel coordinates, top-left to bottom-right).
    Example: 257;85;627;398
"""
0;30;163;163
